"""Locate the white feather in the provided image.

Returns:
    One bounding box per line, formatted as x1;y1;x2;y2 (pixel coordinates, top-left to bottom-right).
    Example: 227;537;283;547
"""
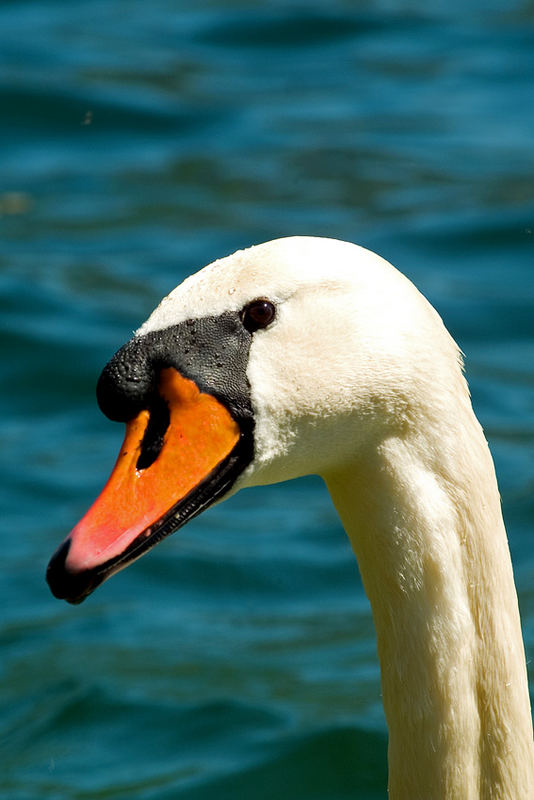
139;237;534;799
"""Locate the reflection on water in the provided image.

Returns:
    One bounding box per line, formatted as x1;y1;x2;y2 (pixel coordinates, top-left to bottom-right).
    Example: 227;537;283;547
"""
1;3;533;798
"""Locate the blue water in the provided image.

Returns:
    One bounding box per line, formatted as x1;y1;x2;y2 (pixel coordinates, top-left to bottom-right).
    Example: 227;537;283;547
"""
2;3;534;798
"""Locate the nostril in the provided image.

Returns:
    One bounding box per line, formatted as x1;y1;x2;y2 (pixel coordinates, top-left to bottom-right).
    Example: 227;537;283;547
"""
136;394;170;470
96;337;172;468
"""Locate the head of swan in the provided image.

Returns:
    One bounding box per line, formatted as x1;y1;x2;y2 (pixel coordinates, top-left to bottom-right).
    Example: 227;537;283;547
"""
47;236;534;799
142;236;466;486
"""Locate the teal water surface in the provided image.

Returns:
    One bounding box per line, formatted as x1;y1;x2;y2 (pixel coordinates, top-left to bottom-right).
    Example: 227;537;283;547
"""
1;3;534;799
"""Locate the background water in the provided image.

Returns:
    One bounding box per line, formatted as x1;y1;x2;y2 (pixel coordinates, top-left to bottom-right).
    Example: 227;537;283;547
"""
1;2;534;798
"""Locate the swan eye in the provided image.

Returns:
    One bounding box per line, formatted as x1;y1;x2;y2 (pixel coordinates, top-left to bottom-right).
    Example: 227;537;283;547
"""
241;299;276;332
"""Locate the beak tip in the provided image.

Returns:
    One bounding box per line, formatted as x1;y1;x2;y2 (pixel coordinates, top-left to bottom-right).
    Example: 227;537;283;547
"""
46;539;97;604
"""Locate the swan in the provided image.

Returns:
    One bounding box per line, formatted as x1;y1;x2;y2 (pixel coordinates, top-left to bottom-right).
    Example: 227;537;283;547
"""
47;236;534;798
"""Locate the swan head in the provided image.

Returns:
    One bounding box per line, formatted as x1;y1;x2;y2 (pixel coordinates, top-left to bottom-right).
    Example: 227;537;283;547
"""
47;236;462;603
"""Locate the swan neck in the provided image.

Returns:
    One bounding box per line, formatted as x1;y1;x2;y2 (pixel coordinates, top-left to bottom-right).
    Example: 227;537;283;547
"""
326;421;534;799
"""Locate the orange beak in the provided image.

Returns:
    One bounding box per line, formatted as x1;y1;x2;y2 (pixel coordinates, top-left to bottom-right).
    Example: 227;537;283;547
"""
47;368;242;602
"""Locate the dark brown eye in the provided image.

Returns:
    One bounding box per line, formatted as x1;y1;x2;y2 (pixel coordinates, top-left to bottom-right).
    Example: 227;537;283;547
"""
241;299;276;332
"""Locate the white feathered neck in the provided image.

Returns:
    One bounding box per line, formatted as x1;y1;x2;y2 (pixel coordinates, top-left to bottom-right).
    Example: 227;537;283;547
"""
141;237;534;798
